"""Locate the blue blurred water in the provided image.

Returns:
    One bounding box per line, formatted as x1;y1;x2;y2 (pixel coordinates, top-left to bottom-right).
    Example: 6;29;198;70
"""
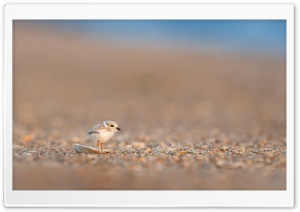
41;20;286;55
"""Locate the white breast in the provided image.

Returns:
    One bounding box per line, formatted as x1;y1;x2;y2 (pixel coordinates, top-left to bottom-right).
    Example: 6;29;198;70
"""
100;131;115;143
90;130;115;143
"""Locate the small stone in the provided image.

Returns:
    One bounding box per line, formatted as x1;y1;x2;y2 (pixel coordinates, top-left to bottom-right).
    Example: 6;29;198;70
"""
221;146;229;150
145;148;152;153
177;150;193;155
202;145;208;149
132;142;146;149
177;150;188;155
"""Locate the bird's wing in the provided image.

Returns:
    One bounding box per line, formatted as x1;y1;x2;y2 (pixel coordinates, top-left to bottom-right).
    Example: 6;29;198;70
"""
88;124;105;134
88;131;99;134
94;124;106;130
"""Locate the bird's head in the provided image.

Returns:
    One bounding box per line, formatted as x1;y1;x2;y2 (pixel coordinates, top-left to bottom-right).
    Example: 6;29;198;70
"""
103;120;121;132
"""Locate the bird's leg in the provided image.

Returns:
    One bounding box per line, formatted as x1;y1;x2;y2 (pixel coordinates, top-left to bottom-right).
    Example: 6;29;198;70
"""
97;141;104;150
97;140;102;150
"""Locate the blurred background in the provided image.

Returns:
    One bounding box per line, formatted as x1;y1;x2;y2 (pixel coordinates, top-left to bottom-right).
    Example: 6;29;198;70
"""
13;20;286;190
39;20;286;55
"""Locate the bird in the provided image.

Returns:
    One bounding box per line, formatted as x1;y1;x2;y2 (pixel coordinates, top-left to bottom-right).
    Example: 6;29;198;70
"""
88;120;121;150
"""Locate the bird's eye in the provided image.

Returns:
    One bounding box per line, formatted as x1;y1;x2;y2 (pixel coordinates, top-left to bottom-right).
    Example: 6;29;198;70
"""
110;125;114;127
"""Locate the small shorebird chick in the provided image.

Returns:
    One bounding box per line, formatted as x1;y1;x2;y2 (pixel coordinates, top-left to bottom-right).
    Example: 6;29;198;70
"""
88;120;121;150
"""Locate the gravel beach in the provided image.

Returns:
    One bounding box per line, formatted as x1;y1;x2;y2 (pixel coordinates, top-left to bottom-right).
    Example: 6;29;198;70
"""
13;22;286;190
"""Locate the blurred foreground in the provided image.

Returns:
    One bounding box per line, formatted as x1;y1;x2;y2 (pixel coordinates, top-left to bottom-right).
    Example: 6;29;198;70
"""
13;22;286;190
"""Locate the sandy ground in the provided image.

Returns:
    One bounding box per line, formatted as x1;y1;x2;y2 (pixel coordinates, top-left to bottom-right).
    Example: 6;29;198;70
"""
12;22;286;190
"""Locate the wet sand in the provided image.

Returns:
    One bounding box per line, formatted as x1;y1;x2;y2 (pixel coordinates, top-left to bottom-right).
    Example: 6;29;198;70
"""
13;22;286;190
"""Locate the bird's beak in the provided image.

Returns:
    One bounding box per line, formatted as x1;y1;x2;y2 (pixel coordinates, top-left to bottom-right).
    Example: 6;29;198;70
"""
117;127;121;131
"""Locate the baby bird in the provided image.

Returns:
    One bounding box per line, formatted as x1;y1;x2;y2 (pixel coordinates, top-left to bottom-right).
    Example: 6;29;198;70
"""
88;120;121;150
